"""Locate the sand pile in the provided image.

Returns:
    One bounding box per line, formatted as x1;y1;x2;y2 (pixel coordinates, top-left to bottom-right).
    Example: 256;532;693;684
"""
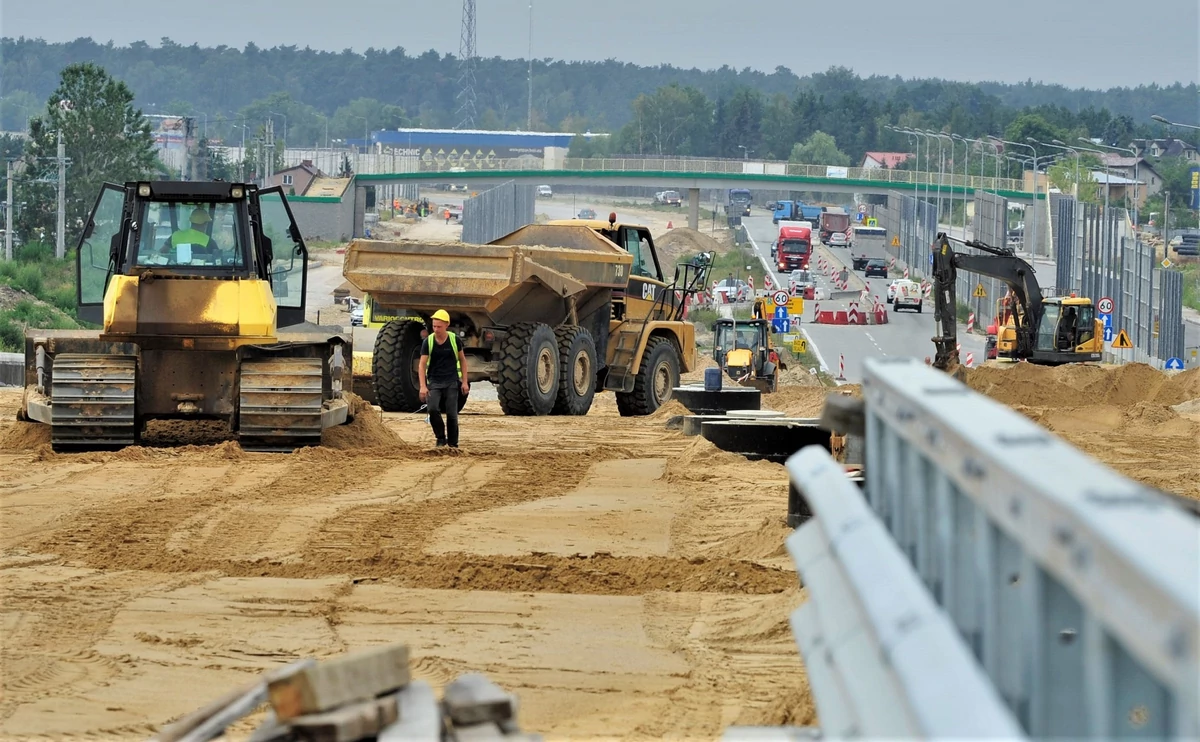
321;393;406;449
967;364;1200;502
967;363;1200;408
776;366;823;387
655;227;726;265
0;419;52;450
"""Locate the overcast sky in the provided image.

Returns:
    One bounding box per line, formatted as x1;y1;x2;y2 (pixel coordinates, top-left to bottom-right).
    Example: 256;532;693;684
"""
2;0;1197;88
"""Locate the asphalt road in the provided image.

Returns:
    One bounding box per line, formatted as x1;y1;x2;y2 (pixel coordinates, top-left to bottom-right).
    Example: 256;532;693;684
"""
742;215;987;383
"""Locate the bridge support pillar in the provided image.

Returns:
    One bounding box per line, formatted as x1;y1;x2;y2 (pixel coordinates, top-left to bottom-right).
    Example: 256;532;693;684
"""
687;188;700;230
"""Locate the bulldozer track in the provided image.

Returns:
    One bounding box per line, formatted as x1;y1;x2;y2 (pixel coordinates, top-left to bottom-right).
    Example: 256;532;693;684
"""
50;354;138;450
237;357;325;452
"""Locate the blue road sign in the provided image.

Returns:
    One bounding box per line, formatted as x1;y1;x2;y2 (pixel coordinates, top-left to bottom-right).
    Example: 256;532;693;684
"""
772;317;791;334
855;212;864;222
928;253;934;267
1103;326;1114;342
1166;357;1184;370
774;305;789;320
1101;313;1113;328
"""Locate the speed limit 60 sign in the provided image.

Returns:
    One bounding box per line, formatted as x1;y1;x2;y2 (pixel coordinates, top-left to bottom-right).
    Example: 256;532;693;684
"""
1097;296;1114;315
772;290;790;307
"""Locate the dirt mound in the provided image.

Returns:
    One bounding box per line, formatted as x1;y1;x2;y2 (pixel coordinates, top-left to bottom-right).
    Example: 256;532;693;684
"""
766;387;830;418
967;363;1197;409
655;227;726;264
651;399;690;419
0;420;51;450
776;366;824;387
321;393;406;449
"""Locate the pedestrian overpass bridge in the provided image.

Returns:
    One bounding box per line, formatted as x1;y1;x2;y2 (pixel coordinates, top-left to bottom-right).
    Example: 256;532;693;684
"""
355;157;1040;230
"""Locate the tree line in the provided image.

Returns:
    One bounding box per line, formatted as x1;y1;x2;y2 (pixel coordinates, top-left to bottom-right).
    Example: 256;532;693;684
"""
1;37;1196;152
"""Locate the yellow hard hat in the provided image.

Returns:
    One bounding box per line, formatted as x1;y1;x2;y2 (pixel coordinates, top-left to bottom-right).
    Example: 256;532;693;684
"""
431;309;450;322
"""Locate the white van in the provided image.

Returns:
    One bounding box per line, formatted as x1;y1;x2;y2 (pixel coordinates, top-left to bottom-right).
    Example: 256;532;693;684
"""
891;279;923;313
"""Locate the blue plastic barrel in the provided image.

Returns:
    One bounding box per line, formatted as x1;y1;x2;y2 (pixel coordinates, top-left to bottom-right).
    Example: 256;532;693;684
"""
704;366;723;391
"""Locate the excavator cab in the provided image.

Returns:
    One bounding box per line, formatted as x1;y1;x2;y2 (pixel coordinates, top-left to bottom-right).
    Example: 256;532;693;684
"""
712;317;782;393
21;181;352;451
1035;298;1102;360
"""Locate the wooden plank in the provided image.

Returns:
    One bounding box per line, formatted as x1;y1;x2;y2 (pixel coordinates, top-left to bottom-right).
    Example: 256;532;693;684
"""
268;645;410;721
442;674;515;727
378;680;442;742
156;660;314;742
288;694;399;742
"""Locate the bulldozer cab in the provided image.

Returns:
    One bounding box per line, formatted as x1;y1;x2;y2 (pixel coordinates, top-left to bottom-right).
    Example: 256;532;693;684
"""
76;181;309;327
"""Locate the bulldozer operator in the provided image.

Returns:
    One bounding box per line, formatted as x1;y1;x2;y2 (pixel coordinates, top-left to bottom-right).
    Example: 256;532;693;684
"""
156;206;225;264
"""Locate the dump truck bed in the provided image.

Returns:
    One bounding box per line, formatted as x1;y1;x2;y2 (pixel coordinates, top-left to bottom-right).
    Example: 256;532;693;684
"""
342;225;634;327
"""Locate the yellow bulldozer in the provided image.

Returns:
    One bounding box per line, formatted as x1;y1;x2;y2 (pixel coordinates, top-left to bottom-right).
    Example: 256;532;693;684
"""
18;181;352;451
343;213;706;416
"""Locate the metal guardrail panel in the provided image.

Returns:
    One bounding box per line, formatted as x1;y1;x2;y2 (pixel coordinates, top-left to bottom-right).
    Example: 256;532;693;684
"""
785;446;1024;738
862;357;1200;738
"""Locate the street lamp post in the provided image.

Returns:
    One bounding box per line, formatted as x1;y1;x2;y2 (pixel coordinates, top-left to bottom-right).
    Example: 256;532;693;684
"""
1151;114;1200;131
737;145;751;161
923;130;951;226
952;134;972;235
1088;140;1142;228
991;137;1041;256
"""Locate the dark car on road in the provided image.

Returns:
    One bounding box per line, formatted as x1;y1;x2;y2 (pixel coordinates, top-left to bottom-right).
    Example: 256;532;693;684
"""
577;208;597;220
851;253;871;271
864;258;888;278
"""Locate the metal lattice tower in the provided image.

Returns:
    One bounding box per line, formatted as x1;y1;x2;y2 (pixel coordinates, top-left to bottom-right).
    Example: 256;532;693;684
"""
455;0;477;129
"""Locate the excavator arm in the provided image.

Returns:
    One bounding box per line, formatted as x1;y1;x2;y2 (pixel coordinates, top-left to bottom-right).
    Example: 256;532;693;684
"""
930;233;1044;371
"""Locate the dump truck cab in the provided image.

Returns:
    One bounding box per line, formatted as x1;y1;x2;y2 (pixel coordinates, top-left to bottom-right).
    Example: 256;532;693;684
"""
20;181;351;451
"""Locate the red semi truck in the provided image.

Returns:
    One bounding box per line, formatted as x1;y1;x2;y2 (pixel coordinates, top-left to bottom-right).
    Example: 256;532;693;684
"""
775;225;812;272
819;207;851;246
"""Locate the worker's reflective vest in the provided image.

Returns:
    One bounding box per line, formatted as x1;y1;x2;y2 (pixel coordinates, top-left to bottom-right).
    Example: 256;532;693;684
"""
170;228;211;250
426;332;462;379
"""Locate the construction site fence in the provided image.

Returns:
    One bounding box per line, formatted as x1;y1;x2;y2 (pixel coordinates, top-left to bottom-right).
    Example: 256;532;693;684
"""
1053;196;1186;367
461;180;535;246
776;358;1199;739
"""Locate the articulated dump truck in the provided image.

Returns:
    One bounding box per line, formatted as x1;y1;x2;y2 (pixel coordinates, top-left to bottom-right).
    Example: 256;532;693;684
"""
342;219;707;416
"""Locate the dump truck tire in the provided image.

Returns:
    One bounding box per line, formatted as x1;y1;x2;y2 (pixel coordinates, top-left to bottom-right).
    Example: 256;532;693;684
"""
551;326;596;416
616;336;680;417
497;322;559;416
373;319;424;412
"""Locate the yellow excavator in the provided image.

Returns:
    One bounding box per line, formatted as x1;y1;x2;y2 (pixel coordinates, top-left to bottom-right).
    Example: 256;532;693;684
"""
930;233;1103;371
18;181;352;451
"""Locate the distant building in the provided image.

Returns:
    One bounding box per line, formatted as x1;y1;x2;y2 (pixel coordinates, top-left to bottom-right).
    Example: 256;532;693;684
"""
1098;154;1162;205
1129;137;1198;162
264;160;323;195
1090;170;1145;205
861;152;911;170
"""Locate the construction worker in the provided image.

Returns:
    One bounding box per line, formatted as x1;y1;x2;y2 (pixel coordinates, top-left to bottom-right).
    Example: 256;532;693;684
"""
444;207;451;224
418;309;470;448
163;207;218;261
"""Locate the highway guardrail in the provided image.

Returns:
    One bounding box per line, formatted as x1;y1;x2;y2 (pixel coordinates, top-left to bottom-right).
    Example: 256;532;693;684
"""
779;356;1199;738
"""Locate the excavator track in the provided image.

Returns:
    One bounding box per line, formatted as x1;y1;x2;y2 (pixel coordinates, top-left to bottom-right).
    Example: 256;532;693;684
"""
237;357;325;452
50;354;138;450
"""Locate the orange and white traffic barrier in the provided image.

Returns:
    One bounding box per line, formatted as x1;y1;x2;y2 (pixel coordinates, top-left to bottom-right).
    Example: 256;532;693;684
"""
967;312;975;333
837;355;846;381
903;267;909;279
965;352;975;367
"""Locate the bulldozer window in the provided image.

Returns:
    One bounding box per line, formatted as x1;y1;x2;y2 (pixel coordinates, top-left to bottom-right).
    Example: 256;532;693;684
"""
258;190;306;309
1036;303;1061;352
1075;305;1095;345
136;201;244;268
736;327;760;350
79;184;125;305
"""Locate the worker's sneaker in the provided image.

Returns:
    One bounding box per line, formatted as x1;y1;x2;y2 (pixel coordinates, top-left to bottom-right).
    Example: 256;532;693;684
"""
435;439;447;448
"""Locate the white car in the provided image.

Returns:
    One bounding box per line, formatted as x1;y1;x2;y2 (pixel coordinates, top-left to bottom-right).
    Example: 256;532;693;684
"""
712;278;749;303
537;185;553;198
886;279;902;304
829;231;849;248
891;279;923;313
